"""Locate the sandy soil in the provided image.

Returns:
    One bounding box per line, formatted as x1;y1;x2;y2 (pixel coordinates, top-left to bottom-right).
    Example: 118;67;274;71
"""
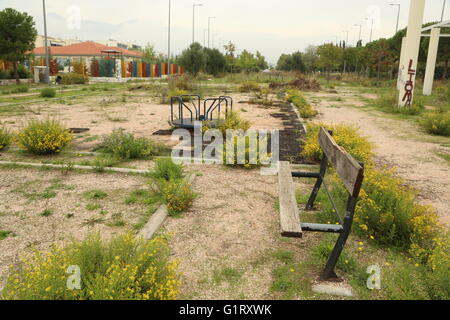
0;168;151;282
162;164;315;300
307;89;450;225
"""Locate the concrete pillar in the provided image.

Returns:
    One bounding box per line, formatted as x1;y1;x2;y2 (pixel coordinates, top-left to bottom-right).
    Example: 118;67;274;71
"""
397;37;407;90
423;28;441;95
398;0;426;107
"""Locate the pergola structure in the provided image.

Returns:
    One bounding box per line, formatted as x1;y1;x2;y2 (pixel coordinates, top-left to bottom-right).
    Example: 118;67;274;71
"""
422;19;450;95
397;0;448;107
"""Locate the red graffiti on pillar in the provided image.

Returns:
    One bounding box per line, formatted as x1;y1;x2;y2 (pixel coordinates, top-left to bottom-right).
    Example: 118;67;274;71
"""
402;59;415;106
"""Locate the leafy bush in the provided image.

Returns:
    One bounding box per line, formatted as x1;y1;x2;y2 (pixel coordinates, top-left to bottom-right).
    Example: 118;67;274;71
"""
203;111;251;138
374;91;425;115
239;81;261;93
0;126;12;151
59;73;88;85
150;158;185;182
156;179;196;216
11;85;29;93
96;130;169;160
300;123;373;165
1;233;179;300
40;87;56;98
286;89;318;118
221;134;271;169
17;119;73;155
168;75;194;91
150;158;196;216
420;112;450;137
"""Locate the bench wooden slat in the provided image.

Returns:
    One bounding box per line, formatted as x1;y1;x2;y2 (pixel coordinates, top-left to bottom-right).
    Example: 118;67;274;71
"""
278;161;303;238
318;127;364;197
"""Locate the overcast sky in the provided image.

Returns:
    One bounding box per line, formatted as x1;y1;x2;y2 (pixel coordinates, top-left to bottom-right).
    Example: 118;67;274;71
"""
1;0;447;64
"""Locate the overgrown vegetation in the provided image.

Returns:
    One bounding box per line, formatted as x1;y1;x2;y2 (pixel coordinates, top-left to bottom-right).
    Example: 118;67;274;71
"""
0;125;12;150
420;112;450;137
59;73;88;85
1;233;179;300
286;89;318;118
300;123;373;164
96;129;170;160
298;122;449;300
40;87;56;98
150;158;196;216
17;119;73;155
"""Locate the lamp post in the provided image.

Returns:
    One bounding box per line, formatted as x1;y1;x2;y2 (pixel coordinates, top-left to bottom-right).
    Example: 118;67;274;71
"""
442;0;447;22
203;29;207;47
208;16;216;48
42;0;50;84
390;3;401;34
168;0;171;76
192;3;203;44
366;18;374;42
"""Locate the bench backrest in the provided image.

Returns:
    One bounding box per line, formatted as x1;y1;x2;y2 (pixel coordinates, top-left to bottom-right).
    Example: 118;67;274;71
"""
318;127;364;198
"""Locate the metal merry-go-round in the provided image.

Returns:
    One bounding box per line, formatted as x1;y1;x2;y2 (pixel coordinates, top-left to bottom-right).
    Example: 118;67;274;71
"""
169;95;233;129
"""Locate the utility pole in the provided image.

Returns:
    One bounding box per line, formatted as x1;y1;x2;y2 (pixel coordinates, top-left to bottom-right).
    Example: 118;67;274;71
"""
168;0;171;76
42;0;50;84
192;3;203;44
390;3;401;34
208;16;216;48
442;0;447;21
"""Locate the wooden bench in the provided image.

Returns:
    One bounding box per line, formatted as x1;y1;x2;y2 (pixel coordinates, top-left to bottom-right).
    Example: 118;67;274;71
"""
278;127;365;281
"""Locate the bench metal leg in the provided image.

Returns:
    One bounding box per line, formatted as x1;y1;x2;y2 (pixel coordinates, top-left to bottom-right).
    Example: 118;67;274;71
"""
306;156;327;210
321;196;357;281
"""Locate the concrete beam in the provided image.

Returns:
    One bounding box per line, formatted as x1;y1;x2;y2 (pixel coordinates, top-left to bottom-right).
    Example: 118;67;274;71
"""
423;28;441;96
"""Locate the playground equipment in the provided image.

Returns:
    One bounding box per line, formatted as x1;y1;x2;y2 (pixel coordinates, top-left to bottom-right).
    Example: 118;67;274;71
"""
170;95;233;129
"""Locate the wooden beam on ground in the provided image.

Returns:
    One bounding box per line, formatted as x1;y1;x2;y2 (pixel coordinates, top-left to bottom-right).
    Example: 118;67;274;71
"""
278;161;303;238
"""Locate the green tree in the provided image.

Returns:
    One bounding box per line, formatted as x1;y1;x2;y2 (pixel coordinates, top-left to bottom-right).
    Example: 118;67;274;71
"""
224;41;237;73
236;50;257;73
0;8;37;83
204;48;227;76
255;51;269;70
178;42;206;76
142;43;157;63
317;43;342;80
276;51;305;72
303;45;319;72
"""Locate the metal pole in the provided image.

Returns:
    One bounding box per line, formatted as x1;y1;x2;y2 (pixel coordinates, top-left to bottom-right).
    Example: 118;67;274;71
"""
192;4;203;44
42;0;50;84
370;19;374;42
208;17;215;48
396;5;401;33
168;0;171;76
442;0;447;22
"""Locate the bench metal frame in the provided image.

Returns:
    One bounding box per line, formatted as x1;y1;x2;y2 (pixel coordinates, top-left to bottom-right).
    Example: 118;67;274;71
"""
278;127;364;281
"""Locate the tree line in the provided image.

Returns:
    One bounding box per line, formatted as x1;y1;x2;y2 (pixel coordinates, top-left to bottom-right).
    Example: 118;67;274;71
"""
277;22;449;80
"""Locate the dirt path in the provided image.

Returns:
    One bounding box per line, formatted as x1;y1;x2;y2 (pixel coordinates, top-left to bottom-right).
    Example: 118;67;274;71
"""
162;164;313;300
308;90;450;225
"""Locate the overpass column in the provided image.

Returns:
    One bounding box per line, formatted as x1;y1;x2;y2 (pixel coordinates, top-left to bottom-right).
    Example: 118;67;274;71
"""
423;27;441;96
398;0;426;107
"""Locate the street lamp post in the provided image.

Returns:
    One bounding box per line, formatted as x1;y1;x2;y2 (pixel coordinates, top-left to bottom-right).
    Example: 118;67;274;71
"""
203;29;208;47
390;3;401;34
168;0;171;76
442;0;447;22
192;3;203;44
208;16;216;48
366;18;374;42
42;0;50;84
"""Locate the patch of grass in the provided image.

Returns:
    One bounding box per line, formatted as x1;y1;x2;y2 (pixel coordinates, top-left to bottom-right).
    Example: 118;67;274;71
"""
0;126;13;151
435;151;450;165
40;88;56;98
40;209;54;217
271;249;295;264
85;203;102;211
149;158;185;182
213;267;243;285
96;129;170;160
0;230;15;240
83;190;108;200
